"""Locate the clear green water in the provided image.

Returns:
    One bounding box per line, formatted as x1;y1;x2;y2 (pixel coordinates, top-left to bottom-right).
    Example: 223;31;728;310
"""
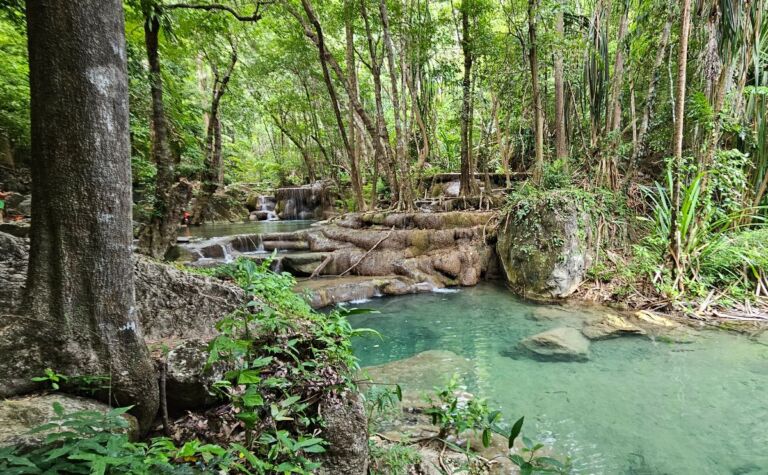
183;220;315;239
349;283;768;475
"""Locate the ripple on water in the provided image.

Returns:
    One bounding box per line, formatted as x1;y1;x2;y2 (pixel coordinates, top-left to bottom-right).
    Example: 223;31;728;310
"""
350;282;768;475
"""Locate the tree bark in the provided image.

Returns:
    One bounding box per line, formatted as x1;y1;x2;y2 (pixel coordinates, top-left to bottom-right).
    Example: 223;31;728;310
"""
669;0;692;289
344;2;366;210
137;10;192;260
528;0;544;183
628;13;671;181
380;0;414;208
25;0;158;431
553;6;567;161
459;0;474;196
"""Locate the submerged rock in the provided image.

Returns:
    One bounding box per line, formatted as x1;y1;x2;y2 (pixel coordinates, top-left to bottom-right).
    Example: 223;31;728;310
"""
359;350;474;399
518;327;590;362
582;314;646;340
0;394;138;448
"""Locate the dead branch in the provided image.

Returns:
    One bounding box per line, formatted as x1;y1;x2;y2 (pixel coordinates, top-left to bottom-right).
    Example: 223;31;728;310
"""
339;226;395;276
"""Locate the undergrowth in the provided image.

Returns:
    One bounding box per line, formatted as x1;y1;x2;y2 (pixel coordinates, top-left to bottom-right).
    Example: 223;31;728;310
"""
1;257;370;474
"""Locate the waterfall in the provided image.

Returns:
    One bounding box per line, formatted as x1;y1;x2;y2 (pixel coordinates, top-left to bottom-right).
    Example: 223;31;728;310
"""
231;234;265;253
274;183;328;220
258;195;278;221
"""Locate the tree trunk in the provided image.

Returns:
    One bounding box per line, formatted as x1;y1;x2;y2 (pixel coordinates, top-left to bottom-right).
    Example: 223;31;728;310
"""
669;0;692;290
553;7;567;161
459;1;474;196
193;49;236;224
626;13;671;184
528;0;544;183
380;0;414;208
600;0;629;190
138;12;192;259
359;0;400;205
345;2;366;211
25;0;158;431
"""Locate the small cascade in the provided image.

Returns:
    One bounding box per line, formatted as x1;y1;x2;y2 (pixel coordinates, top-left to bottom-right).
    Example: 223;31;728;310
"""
258;195;279;221
274;182;331;220
248;195;278;221
231;234;265;254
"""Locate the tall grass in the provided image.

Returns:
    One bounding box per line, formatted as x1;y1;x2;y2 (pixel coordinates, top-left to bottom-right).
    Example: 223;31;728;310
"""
641;168;766;297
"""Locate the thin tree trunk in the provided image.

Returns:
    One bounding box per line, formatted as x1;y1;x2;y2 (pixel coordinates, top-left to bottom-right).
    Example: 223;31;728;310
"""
601;0;629;190
459;0;474;195
669;0;692;290
137;11;192;259
271;113;316;181
24;0;158;431
627;13;671;183
554;6;567;161
528;0;544;183
345;2;366;210
380;0;414;208
359;0;400;205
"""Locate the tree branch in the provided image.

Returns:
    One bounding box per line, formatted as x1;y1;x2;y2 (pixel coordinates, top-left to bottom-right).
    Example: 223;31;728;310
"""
165;2;271;22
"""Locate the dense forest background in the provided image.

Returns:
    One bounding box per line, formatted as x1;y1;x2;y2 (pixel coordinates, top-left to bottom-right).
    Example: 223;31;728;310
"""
1;0;767;298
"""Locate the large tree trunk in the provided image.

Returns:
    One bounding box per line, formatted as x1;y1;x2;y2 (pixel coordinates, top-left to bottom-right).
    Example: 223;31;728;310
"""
528;0;544;183
669;0;692;290
25;0;158;431
137;12;192;260
553;7;567;161
459;1;474;196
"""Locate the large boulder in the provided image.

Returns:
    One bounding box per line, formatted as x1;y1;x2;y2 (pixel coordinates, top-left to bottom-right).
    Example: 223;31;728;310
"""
0;394;138;448
497;190;592;300
317;391;369;475
134;257;245;341
518;327;590;362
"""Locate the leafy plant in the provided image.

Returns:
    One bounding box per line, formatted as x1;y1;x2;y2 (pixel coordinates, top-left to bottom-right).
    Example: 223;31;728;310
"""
203;258;368;473
506;417;571;475
0;403;240;474
30;368;67;391
424;374;501;449
368;441;421;475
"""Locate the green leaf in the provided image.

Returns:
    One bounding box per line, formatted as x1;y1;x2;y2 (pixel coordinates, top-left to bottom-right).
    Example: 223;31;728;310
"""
395;384;402;402
535;456;565;469
236;412;258;428
509;416;524;449
237;370;262;385
482;428;491;448
242;389;264;408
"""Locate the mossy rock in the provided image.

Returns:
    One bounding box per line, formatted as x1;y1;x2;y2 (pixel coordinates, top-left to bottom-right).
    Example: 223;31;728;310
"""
497;192;592;299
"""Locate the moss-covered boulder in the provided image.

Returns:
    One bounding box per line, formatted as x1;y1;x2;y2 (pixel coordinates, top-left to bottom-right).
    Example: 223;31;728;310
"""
497;189;592;300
